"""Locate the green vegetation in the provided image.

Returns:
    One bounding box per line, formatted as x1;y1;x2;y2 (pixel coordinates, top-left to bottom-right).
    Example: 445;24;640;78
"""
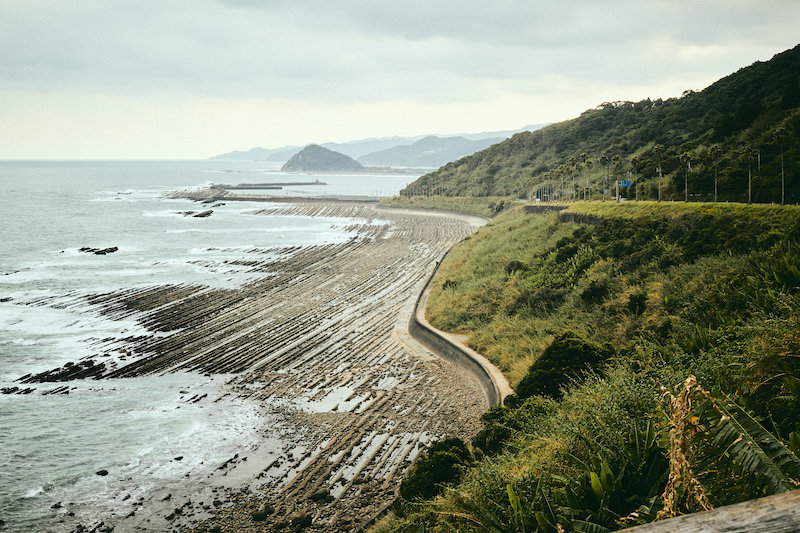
402;44;800;205
398;438;474;503
512;330;615;403
379;195;514;218
376;203;800;531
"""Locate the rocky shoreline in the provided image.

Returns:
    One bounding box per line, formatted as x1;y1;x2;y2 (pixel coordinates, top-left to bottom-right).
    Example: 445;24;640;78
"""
11;194;490;532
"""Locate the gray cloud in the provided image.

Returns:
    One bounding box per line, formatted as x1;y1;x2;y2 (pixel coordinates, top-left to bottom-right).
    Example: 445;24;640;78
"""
1;0;799;157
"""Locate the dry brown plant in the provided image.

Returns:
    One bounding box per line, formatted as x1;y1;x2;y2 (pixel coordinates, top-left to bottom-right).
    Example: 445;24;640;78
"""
657;375;713;520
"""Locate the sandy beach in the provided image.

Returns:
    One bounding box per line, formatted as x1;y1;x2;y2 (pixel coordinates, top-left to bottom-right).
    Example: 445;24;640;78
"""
18;193;490;532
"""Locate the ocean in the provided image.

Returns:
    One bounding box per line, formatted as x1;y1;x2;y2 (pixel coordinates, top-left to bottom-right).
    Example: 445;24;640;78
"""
0;160;418;531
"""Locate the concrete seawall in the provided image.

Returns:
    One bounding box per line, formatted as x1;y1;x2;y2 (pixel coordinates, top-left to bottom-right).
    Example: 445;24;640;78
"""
407;254;513;408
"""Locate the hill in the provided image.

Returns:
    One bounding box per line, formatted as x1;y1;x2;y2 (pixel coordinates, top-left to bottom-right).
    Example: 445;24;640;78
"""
358;135;503;167
210;146;279;160
404;44;800;204
280;144;364;172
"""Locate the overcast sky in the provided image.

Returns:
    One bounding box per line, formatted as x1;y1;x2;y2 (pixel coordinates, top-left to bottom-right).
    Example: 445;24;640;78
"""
1;1;799;159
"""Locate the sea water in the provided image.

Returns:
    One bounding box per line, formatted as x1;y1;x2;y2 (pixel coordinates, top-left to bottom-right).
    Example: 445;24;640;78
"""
0;160;417;531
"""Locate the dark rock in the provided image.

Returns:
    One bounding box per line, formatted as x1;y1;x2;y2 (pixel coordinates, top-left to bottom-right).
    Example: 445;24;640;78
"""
96;469;109;476
173;456;183;461
289;510;312;529
250;510;268;522
309;490;334;503
193;210;213;218
251;503;275;521
79;246;118;255
22;360;106;383
51;501;62;509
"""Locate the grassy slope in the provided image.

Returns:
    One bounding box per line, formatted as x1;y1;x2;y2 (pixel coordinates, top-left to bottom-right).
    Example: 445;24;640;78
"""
378;195;514;218
429;202;800;384
377;201;800;532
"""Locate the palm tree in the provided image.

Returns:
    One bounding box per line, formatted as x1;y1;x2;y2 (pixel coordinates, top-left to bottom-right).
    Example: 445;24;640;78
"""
599;154;609;201
612;154;621;201
630;156;641;201
680;152;691;202
774;127;787;205
653;145;664;201
742;144;753;204
709;144;721;202
580;153;589;200
584;158;594;200
567;156;577;201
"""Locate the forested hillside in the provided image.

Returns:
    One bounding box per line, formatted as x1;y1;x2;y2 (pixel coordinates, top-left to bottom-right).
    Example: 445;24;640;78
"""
402;44;800;204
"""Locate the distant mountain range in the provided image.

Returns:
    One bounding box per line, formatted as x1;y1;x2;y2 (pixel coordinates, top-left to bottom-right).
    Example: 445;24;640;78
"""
210;125;547;168
358;135;503;167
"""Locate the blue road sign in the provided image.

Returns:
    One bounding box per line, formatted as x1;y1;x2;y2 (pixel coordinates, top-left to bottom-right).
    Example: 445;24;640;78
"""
620;179;631;187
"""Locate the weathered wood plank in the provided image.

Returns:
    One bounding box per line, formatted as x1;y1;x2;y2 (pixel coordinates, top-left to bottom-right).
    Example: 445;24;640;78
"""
624;490;800;532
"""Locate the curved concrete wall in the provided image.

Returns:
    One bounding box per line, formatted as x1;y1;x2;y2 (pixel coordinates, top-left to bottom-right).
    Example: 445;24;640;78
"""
407;258;512;408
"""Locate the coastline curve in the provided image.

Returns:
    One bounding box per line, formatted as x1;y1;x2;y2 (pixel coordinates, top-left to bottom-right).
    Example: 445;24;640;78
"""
406;248;513;408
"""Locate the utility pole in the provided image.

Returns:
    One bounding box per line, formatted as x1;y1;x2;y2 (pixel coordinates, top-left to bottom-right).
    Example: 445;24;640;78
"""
774;128;787;205
653;145;664;202
748;150;752;204
710;144;720;203
682;153;690;202
714;158;718;203
781;145;785;205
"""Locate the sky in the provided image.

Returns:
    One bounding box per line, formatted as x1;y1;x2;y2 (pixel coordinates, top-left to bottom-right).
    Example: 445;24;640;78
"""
1;1;799;160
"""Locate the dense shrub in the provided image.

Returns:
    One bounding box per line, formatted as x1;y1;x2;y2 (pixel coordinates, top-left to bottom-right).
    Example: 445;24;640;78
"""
627;288;648;315
472;396;557;455
399;437;473;502
581;279;610;303
504;260;529;275
515;330;615;401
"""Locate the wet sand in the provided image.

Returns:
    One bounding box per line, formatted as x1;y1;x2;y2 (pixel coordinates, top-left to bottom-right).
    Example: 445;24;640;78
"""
17;194;490;531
